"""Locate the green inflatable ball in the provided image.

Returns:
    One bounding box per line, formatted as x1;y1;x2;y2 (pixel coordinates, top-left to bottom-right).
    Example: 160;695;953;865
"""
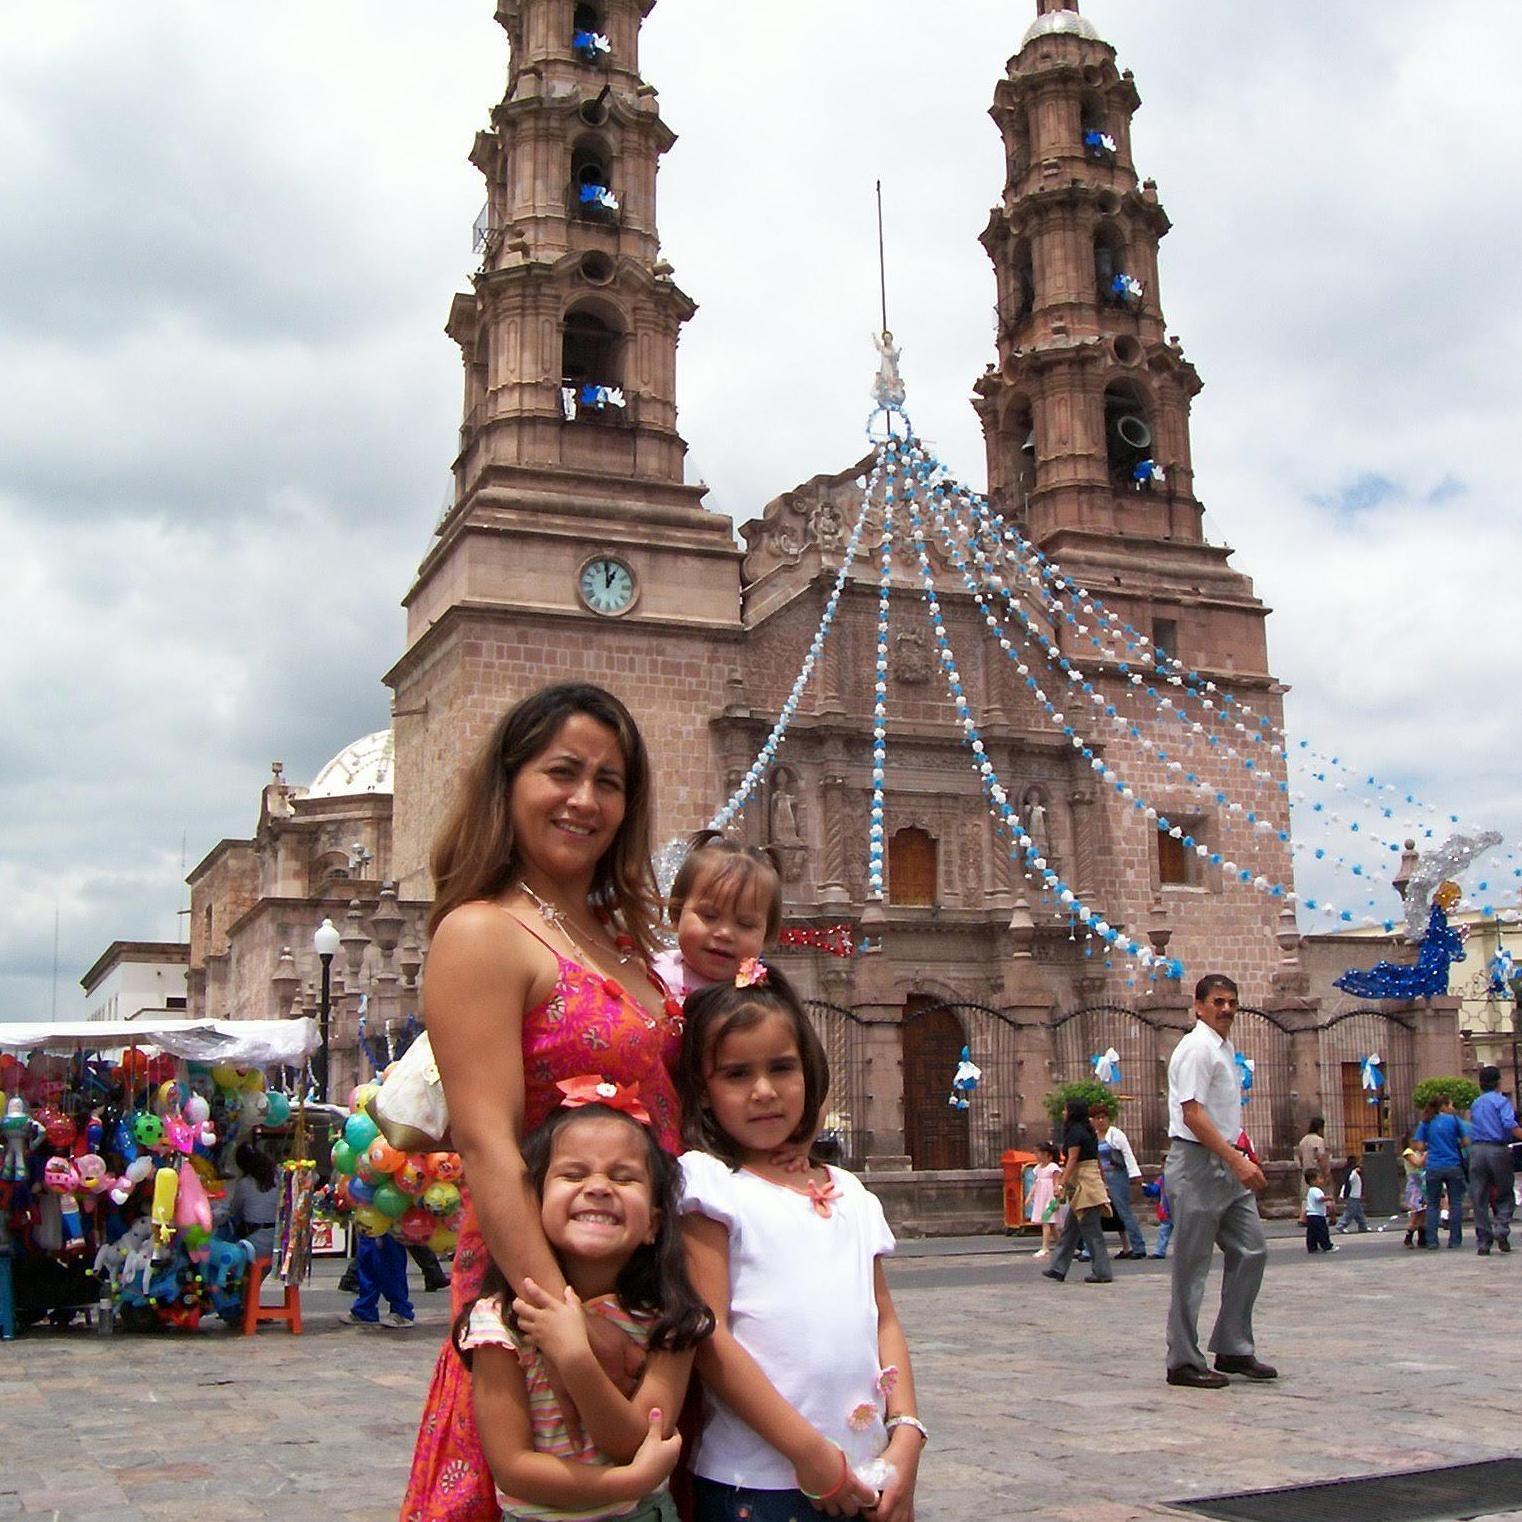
331;1140;357;1175
263;1092;292;1127
373;1182;410;1219
343;1112;379;1153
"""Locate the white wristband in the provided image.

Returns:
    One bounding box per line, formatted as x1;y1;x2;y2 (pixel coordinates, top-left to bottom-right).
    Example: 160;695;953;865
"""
885;1414;929;1444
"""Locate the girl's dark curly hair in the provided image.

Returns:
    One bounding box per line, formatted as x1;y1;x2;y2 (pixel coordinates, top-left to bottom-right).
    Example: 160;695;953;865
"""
452;1104;713;1363
677;962;829;1169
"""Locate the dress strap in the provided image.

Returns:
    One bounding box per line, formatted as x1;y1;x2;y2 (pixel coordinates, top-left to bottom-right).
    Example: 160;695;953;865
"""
491;905;570;962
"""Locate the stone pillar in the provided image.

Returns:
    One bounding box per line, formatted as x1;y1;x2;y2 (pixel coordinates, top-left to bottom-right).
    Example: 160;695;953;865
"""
1067;785;1097;899
817;773;851;907
853;927;910;1171
1001;896;1057;1140
1413;995;1463;1080
1264;907;1324;1145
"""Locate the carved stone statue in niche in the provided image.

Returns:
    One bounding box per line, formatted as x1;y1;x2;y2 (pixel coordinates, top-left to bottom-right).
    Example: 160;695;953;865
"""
811;500;847;552
770;773;802;843
893;629;932;685
1022;787;1054;864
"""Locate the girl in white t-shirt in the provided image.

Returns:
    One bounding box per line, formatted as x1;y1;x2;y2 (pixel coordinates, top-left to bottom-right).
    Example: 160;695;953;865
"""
677;961;925;1522
651;833;781;1003
454;1096;714;1522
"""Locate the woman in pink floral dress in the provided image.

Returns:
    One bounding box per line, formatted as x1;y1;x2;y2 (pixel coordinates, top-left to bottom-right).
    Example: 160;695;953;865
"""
402;684;685;1522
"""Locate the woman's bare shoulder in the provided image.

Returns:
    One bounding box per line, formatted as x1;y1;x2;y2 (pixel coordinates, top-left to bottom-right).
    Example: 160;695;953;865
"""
429;900;537;958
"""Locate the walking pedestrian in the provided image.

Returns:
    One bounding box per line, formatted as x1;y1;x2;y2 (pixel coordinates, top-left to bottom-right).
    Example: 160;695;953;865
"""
1302;1170;1335;1253
1092;1102;1148;1258
1400;1132;1427;1248
1163;974;1274;1389
344;1229;416;1328
1028;1140;1064;1259
1335;1154;1368;1233
1144;1161;1172;1258
1415;1097;1467;1249
1467;1066;1522;1255
1295;1116;1331;1209
1041;1097;1114;1285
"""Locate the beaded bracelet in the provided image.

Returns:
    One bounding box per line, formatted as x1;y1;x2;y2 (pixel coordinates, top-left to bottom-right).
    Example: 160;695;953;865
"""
885;1414;930;1444
799;1442;851;1502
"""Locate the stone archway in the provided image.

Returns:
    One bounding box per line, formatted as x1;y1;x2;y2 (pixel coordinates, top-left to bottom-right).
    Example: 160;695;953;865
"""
901;996;969;1170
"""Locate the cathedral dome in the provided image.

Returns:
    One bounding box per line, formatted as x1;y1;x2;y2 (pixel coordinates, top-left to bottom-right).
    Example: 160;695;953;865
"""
307;729;394;799
1020;10;1102;47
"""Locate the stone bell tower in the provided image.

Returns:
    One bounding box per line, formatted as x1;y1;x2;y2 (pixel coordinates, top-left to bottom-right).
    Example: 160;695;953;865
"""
972;0;1293;984
387;0;743;892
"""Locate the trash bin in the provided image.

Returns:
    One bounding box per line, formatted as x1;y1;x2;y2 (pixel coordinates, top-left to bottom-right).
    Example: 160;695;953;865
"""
1002;1149;1037;1233
1361;1136;1400;1218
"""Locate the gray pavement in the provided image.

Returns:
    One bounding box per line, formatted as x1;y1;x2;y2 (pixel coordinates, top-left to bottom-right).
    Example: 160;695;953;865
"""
5;1220;1522;1521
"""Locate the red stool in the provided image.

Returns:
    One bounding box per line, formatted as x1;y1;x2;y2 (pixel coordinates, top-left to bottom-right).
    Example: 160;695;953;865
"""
241;1256;302;1335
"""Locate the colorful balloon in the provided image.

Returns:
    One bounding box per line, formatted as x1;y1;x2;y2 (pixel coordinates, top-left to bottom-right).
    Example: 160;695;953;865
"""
395;1157;427;1196
429;1153;464;1184
263;1092;291;1127
133;1112;165;1149
373;1183;410;1219
331;1140;357;1176
422;1181;461;1217
366;1138;404;1175
347;1176;376;1207
343;1112;379;1153
425;1226;458;1255
397;1207;434;1245
353;1206;391;1238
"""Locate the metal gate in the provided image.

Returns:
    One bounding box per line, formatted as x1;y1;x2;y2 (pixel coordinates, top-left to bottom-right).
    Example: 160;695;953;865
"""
804;1000;872;1170
899;1001;1022;1170
1318;1008;1416;1154
1233;1006;1296;1159
1048;1005;1174;1159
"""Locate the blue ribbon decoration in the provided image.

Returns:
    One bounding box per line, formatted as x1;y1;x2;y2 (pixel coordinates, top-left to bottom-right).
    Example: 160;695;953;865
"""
572;29;611;59
948;1045;981;1112
1359;1053;1385;1103
1490;946;1518;997
1334;902;1465;999
1091;1048;1122;1085
1234;1050;1255;1103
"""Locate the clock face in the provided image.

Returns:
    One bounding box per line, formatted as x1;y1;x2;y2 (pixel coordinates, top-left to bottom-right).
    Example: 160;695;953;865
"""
578;556;637;616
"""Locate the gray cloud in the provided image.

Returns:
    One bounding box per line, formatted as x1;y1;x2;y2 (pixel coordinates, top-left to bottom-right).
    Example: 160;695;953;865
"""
3;0;1518;1019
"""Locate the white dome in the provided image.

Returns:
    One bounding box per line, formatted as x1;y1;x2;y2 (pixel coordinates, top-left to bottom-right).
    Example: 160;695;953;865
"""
307;729;394;799
1021;9;1102;46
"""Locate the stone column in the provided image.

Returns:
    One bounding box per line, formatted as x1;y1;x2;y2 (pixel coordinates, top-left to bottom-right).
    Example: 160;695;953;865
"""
1264;907;1324;1144
1001;896;1058;1140
1067;785;1098;899
1413;995;1463;1080
853;933;909;1171
817;773;851;907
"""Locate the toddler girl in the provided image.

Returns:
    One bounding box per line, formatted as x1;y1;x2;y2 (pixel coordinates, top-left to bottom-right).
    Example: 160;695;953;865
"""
1027;1140;1062;1258
653;833;781;1002
677;961;924;1522
456;1090;714;1521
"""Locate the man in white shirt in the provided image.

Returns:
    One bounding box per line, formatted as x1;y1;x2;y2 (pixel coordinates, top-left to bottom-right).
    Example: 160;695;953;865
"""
1163;974;1275;1389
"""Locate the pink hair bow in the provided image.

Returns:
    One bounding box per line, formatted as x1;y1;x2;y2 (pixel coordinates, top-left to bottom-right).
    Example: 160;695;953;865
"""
556;1075;652;1127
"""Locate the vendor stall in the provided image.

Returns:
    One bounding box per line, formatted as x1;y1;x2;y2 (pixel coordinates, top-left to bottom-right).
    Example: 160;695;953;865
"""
0;1017;319;1337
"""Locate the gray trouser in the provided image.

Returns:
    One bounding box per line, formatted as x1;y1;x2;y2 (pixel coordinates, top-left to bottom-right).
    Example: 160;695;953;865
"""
1164;1138;1267;1371
1470;1142;1516;1249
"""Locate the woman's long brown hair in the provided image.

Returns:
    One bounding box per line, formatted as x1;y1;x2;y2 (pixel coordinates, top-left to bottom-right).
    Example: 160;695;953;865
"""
427;684;660;960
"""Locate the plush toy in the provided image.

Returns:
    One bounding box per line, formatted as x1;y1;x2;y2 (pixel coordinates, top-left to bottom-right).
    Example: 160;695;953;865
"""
43;1156;86;1252
108;1154;155;1206
2;1095;42;1182
121;1225;157;1298
93;1218;152;1289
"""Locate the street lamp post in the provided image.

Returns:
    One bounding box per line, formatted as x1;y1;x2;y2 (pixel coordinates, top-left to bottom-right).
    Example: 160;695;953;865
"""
314;917;342;1100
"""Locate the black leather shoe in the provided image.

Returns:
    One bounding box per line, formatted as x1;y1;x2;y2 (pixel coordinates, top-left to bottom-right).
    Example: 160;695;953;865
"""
1041;1268;1065;1282
1167;1365;1229;1389
1499;1238;1512;1253
1478;1247;1492;1256
1084;1274;1113;1284
1214;1355;1278;1380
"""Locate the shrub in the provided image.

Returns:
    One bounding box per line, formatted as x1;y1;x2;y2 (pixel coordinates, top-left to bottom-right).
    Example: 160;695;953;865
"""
1044;1079;1122;1131
1411;1076;1480;1113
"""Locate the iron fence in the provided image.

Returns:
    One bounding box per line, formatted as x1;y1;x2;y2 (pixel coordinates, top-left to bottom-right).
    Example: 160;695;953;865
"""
804;1000;872;1170
1048;1005;1176;1160
1234;1005;1296;1159
900;1002;1022;1170
1317;1007;1417;1154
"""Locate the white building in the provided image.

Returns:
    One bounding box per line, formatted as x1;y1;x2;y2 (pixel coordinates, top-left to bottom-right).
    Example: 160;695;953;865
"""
80;941;191;1023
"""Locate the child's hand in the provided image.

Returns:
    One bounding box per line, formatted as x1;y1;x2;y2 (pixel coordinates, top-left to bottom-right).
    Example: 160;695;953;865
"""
866;1428;923;1522
795;1440;877;1517
513;1278;593;1370
620;1407;681;1497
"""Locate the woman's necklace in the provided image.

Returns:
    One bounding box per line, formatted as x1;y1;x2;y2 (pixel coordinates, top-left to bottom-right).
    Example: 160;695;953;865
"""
519;882;633;967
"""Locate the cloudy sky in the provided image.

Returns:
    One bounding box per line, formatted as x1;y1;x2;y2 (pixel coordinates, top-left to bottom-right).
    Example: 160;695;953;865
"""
3;0;1518;1020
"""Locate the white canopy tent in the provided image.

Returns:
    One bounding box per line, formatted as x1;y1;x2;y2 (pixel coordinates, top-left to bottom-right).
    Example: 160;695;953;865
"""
0;1018;319;1067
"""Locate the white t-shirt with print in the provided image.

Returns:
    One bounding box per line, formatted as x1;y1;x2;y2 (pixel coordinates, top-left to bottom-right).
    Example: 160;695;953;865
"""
678;1150;895;1490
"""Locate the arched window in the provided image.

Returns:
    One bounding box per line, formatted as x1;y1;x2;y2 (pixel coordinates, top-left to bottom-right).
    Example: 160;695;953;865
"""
1080;95;1114;160
571;140;617;221
1004;398;1036;509
1010;236;1035;322
562;307;622;388
888;827;938;907
571;5;609;64
1104;380;1152;485
1093;221;1126;298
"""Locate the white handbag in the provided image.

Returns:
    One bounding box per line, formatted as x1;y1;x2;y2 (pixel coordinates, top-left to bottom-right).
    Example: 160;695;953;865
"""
366;1032;451;1152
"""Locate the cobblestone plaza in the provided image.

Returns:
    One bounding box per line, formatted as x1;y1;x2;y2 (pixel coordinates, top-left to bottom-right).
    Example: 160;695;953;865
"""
6;1226;1521;1522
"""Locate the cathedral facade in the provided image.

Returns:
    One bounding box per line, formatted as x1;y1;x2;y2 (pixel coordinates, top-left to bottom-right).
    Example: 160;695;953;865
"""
192;1;1341;1190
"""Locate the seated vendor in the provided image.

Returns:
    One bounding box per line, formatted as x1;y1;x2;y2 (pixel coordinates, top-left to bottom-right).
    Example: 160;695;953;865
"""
216;1143;280;1261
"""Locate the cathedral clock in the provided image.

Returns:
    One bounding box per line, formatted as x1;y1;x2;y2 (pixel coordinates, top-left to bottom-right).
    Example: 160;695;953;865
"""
577;555;638;616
